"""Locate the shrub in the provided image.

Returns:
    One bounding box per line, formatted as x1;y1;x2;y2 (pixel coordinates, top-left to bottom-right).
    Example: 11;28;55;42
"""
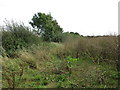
2;21;41;57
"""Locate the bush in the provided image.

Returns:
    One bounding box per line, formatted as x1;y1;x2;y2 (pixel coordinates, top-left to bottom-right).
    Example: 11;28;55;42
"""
2;21;41;57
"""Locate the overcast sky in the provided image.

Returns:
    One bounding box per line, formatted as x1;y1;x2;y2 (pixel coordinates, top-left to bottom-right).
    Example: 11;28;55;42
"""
0;0;119;36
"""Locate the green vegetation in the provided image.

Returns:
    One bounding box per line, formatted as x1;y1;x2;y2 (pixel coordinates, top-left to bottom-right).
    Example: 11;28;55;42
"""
29;12;63;42
1;13;119;88
2;20;41;57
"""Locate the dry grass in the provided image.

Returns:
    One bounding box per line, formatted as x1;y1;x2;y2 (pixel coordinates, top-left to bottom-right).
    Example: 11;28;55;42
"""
63;35;118;64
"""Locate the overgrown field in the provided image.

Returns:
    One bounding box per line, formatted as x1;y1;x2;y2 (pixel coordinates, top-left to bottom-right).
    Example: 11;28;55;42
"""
1;21;119;88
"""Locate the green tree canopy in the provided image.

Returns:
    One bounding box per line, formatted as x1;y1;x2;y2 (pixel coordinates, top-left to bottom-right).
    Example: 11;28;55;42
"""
29;12;63;42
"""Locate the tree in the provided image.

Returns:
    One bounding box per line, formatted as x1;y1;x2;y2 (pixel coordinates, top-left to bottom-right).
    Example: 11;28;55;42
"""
70;32;80;36
29;12;63;42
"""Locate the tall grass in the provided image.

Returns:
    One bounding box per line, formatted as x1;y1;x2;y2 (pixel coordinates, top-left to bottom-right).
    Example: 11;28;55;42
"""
63;35;118;64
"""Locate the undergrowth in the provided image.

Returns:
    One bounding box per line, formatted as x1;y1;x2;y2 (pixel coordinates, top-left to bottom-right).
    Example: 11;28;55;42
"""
1;21;119;88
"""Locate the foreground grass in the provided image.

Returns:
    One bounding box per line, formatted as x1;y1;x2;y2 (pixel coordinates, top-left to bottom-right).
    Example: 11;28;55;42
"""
2;43;118;88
